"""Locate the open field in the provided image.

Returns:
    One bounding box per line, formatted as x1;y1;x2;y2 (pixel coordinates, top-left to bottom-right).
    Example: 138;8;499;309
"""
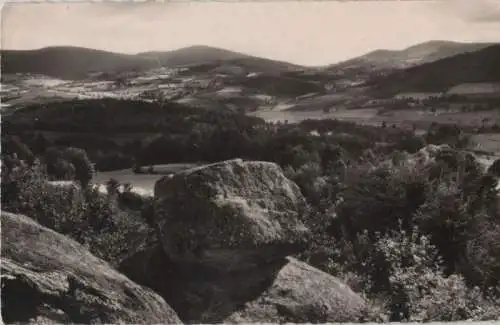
252;108;500;135
387;110;500;129
94;170;163;196
134;163;202;174
250;108;381;125
93;163;201;196
253;108;500;161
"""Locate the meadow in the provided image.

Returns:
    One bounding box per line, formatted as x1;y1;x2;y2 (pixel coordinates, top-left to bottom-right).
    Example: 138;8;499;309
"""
93;163;201;195
252;107;500;129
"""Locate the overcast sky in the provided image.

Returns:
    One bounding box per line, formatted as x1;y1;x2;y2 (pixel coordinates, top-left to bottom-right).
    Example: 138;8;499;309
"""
2;0;500;66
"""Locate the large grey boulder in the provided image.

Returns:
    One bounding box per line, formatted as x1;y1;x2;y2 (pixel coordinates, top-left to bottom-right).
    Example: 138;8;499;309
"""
397;144;454;167
226;256;368;323
154;159;310;269
118;158;369;323
119;245;369;324
0;211;182;325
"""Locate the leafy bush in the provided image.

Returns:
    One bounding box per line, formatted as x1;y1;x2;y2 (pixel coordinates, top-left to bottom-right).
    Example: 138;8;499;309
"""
95;152;134;171
312;225;500;322
426;124;471;149
1;160;153;266
374;227;500;321
43;146;94;184
1;135;35;164
4;97;500;322
334;164;429;240
461;212;500;290
284;161;324;205
296;145;500;321
61;147;94;187
396;135;427;154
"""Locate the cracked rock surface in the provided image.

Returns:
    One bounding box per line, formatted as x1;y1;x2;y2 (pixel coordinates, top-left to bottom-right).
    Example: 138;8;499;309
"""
1;211;182;324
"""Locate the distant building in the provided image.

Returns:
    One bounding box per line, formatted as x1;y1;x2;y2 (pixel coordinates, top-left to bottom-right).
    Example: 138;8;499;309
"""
393;92;443;101
446;83;500;99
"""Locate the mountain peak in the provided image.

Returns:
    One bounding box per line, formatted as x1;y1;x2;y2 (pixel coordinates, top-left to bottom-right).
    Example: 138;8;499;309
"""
1;44;302;80
329;40;496;72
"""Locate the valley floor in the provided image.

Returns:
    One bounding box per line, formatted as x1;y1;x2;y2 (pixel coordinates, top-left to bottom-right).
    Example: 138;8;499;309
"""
251;107;500;131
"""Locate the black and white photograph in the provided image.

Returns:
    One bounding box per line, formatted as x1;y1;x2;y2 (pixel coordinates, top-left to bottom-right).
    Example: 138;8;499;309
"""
1;0;500;323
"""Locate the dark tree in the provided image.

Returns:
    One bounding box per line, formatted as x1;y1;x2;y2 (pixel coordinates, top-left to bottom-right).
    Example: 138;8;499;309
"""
62;147;94;187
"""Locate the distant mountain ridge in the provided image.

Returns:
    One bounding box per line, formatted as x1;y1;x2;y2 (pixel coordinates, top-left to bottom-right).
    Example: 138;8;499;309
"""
329;40;494;71
2;40;499;96
1;46;155;79
137;45;248;65
366;44;500;96
1;45;303;80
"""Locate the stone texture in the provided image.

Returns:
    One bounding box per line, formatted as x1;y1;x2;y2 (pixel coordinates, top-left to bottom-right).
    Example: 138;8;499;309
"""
120;245;368;324
226;257;368;323
1;211;182;325
401;144;454;167
118;158;369;324
154;158;310;268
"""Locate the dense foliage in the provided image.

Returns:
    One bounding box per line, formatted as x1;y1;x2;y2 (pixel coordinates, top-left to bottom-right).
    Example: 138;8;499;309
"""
2;98;476;172
1;158;155;267
2;98;500;321
294;142;500;321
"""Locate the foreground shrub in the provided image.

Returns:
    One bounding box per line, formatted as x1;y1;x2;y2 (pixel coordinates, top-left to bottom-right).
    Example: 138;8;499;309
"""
374;227;500;321
1;161;152;266
334;165;429;240
284;161;325;205
461;212;500;290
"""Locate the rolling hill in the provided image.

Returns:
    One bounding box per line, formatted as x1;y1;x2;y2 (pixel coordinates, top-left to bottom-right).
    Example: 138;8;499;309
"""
1;45;303;80
137;45;249;64
328;40;494;72
138;45;301;72
1;47;154;80
366;44;500;96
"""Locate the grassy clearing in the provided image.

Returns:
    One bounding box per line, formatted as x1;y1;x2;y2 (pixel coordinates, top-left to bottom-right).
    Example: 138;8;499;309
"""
389;110;500;128
94;170;163;193
94;163;201;194
135;163;201;174
254;108;500;133
251;108;380;125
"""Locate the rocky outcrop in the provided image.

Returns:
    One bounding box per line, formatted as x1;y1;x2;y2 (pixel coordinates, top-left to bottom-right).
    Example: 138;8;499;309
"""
226;256;368;323
391;144;483;174
120;244;368;324
118;159;369;323
153;158;310;269
0;211;182;324
403;144;454;167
